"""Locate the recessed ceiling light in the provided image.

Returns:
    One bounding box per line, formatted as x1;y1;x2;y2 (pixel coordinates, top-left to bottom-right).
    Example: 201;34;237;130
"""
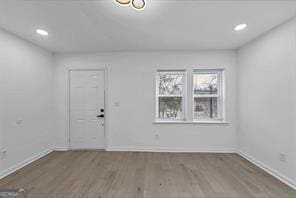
234;24;247;31
36;29;49;36
114;0;131;6
131;0;146;10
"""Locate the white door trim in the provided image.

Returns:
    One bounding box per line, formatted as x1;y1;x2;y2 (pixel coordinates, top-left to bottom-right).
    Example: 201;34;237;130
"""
66;67;109;150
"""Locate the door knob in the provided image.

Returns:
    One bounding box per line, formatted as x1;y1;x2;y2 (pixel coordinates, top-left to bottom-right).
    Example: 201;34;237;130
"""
97;114;104;118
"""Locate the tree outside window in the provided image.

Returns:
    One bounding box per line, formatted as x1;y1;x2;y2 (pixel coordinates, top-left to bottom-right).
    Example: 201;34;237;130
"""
156;71;185;120
193;70;223;120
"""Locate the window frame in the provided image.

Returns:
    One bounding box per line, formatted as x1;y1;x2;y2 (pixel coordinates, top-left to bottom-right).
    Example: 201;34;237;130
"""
192;69;225;122
155;70;187;121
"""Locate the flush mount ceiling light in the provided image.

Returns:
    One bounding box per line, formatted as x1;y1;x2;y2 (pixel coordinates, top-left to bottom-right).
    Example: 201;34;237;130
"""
36;29;49;36
131;0;146;10
114;0;146;10
234;24;247;31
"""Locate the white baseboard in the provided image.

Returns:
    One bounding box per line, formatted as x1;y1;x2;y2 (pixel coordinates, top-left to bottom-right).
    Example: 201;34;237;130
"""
106;147;236;153
0;147;53;179
238;151;296;190
53;147;69;151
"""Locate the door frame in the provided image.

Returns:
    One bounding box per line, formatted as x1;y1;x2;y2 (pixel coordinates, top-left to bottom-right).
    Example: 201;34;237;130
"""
67;67;109;150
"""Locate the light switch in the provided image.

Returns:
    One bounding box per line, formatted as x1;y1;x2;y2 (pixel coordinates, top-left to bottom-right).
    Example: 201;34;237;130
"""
16;119;23;125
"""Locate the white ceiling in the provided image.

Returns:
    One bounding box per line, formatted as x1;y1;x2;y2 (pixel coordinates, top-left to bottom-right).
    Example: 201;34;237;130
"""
0;0;295;53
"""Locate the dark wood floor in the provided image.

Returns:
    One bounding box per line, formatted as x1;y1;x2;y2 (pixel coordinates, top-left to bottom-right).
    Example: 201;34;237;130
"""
0;151;295;198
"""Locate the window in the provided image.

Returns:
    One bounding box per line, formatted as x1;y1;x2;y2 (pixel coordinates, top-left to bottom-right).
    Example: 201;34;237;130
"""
156;70;186;120
193;70;224;121
155;69;225;123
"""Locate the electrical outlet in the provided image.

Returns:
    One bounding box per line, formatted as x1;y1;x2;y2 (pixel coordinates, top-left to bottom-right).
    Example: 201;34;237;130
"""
280;153;287;162
0;149;7;159
155;134;159;140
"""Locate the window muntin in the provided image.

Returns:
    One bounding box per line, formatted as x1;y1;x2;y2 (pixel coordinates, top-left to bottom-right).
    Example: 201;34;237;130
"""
193;70;223;121
156;71;186;120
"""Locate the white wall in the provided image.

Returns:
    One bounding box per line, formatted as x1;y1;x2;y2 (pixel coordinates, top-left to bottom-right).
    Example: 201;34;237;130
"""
53;51;237;151
0;28;54;177
238;18;296;186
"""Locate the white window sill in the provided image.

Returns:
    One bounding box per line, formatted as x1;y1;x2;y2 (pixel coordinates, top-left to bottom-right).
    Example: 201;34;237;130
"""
153;120;230;124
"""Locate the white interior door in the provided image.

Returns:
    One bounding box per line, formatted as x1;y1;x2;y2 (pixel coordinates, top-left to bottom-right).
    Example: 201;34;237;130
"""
70;70;105;149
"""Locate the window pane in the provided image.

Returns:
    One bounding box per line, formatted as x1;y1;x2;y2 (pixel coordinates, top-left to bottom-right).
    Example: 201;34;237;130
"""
158;73;183;95
194;97;218;119
193;73;218;95
158;97;182;119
